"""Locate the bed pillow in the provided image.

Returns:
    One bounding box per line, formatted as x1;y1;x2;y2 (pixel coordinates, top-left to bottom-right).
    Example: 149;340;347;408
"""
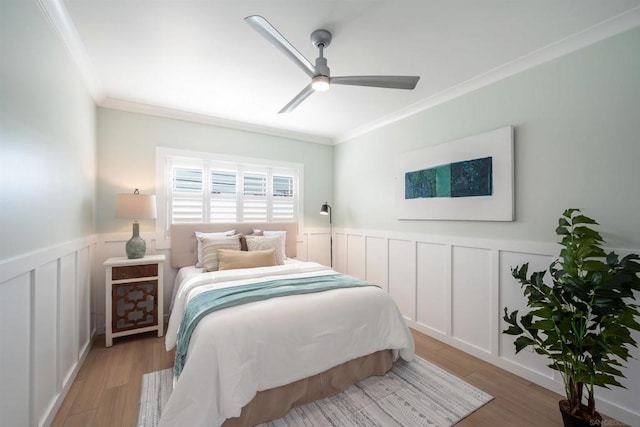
263;230;287;258
200;235;242;272
217;248;277;271
240;230;264;251
245;235;285;265
195;230;235;267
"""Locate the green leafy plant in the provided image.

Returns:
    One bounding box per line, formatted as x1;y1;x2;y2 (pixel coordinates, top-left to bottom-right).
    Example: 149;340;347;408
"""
503;209;640;422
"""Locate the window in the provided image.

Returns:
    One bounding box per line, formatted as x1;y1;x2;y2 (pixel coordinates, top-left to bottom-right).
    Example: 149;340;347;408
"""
156;148;303;246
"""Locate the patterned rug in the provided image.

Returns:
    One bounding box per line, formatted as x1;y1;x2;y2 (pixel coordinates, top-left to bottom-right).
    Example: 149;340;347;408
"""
138;356;493;427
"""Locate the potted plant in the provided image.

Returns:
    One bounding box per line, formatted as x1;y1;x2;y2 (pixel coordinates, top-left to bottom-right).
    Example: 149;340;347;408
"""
503;209;640;426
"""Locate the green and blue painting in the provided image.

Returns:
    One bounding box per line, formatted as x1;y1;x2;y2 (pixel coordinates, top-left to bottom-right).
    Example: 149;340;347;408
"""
405;157;492;199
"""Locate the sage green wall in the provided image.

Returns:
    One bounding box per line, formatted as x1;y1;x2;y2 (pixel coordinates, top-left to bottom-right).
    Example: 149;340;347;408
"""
334;27;640;249
96;108;333;233
0;0;97;260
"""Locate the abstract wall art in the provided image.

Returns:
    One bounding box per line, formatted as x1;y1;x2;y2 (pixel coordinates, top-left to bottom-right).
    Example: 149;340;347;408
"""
405;156;493;199
395;126;514;221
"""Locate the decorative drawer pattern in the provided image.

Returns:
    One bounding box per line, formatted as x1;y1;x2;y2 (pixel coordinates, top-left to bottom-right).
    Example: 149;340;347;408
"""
112;263;158;280
112;281;158;332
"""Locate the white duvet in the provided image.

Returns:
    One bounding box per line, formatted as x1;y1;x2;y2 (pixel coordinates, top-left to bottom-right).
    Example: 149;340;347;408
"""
160;262;414;427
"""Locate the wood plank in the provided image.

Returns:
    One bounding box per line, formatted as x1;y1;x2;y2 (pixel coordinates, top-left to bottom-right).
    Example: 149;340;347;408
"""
93;385;127;427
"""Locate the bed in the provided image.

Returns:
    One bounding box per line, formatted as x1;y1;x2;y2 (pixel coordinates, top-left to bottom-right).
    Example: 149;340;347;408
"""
159;223;414;427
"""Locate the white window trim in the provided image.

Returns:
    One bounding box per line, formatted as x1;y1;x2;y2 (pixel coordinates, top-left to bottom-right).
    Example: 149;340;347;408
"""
155;147;304;249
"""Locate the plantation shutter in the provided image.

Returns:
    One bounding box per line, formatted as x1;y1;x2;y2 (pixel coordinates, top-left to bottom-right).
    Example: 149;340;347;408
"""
272;175;295;222
242;172;267;222
166;154;299;227
210;170;237;222
171;167;204;223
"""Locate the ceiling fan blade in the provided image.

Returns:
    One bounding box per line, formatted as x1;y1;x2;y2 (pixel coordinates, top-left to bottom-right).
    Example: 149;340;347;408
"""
331;75;420;90
245;15;318;78
279;84;315;114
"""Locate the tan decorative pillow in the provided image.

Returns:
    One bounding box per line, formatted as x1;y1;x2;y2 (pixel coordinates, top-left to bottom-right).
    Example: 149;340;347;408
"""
217;249;277;271
200;235;242;272
245;235;285;265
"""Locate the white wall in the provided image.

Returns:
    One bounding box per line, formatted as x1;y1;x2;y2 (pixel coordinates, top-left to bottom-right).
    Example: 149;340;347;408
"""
334;27;640;249
0;1;97;425
332;27;640;425
1;2;97;260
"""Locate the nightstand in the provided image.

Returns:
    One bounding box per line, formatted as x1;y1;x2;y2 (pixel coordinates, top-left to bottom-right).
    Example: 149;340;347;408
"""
104;254;165;347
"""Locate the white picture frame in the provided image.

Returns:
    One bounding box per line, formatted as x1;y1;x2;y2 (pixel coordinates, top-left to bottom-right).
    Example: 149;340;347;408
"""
395;126;514;221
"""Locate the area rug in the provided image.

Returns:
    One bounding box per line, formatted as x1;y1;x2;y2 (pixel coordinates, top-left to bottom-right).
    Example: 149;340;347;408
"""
138;356;493;427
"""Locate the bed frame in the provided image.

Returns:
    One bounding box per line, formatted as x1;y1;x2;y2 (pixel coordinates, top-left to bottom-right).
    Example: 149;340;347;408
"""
168;222;393;426
170;222;298;268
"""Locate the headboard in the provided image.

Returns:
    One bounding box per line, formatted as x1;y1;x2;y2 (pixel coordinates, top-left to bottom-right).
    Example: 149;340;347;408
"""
170;222;298;268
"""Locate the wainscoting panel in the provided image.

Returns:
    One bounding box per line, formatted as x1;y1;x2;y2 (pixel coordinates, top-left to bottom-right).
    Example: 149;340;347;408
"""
498;250;553;376
0;273;31;427
77;246;92;357
334;233;347;273
388;239;416;322
332;227;640;426
451;246;492;353
365;236;388;292
0;236;96;427
34;261;58;425
416;242;448;335
301;232;330;266
346;234;366;280
59;253;78;388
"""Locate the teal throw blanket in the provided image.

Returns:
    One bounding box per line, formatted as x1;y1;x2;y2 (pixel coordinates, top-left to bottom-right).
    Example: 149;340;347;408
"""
174;273;377;377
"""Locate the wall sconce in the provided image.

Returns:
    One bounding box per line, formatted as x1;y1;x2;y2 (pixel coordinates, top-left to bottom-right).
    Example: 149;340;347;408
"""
116;189;157;259
320;202;333;267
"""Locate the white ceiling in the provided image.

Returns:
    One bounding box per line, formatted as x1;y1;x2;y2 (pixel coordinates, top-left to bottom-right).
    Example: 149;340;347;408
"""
48;0;640;144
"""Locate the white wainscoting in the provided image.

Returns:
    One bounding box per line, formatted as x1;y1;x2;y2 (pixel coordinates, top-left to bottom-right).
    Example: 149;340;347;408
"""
0;236;97;427
332;227;640;427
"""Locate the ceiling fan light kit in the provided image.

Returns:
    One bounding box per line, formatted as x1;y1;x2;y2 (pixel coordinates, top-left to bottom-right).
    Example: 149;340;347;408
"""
311;75;330;92
244;15;420;113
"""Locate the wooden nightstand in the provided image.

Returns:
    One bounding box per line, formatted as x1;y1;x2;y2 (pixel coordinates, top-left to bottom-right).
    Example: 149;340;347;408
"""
104;254;165;347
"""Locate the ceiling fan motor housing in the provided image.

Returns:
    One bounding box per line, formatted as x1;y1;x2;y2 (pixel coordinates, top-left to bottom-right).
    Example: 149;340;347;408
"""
310;29;332;48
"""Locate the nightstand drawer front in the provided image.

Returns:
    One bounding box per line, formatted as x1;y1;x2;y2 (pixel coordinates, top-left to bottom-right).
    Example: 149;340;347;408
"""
112;264;158;280
112;281;158;332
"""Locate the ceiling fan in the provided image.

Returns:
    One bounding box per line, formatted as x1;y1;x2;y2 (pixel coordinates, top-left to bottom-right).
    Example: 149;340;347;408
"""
244;15;420;114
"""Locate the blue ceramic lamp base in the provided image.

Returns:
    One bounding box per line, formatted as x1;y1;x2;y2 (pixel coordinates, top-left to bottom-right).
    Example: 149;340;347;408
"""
126;222;146;259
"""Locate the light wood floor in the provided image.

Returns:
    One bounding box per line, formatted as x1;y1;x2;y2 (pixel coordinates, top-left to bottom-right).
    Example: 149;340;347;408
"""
51;328;623;426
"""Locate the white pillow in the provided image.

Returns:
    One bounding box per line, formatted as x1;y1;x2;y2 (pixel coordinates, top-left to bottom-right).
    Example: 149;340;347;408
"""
263;230;287;258
245;235;285;265
195;230;235;267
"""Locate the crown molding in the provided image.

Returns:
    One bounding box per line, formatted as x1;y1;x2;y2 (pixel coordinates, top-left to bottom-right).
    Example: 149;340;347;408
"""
99;97;333;145
335;6;640;144
36;0;105;102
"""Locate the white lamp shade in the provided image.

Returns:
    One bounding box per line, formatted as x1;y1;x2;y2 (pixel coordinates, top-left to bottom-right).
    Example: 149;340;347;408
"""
116;193;157;220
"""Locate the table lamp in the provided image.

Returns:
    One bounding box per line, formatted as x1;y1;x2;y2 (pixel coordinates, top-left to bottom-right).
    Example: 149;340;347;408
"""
116;189;157;259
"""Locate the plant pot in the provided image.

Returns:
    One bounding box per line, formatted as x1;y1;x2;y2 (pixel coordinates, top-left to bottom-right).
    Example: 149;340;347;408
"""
558;400;602;427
